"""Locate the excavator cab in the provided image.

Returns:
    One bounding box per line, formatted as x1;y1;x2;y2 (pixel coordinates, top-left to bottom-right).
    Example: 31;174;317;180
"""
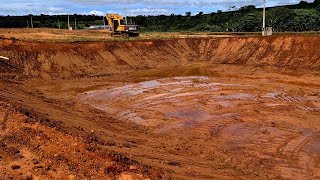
106;14;139;37
113;19;120;31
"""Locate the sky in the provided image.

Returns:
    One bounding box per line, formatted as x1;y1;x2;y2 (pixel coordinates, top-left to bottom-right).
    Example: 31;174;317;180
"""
0;0;315;16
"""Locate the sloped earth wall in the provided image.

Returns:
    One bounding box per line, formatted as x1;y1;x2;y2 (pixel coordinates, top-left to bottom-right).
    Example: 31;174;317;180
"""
1;36;319;79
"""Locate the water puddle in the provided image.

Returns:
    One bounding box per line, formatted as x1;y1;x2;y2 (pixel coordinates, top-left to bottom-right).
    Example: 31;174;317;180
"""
140;80;161;88
174;76;209;80
217;101;235;108
158;111;239;133
300;128;314;137
305;141;320;153
263;92;284;98
195;83;221;88
170;91;214;98
118;110;145;124
215;93;256;100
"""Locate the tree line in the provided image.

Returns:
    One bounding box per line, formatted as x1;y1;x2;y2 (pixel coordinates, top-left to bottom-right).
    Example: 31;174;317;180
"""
1;0;320;32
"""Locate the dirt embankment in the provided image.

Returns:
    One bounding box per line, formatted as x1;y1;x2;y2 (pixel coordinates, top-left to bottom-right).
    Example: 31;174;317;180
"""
1;36;320;79
0;35;320;179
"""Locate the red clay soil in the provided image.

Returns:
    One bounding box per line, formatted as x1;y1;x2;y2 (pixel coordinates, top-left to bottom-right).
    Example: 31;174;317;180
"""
1;35;320;79
0;103;144;179
0;35;319;179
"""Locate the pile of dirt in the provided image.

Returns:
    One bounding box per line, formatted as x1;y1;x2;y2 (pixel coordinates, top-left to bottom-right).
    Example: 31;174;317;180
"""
0;35;319;79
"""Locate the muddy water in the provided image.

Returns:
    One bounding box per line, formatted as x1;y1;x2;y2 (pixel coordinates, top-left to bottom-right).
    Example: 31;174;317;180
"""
306;141;320;153
79;76;319;129
78;76;256;127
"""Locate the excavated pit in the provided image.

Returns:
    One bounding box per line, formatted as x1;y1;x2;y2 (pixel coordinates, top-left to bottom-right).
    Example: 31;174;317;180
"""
0;36;320;179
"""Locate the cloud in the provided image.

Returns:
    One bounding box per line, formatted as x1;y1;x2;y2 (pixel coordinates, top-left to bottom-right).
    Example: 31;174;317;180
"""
128;8;170;16
0;2;69;15
88;10;105;16
69;0;314;7
0;0;316;16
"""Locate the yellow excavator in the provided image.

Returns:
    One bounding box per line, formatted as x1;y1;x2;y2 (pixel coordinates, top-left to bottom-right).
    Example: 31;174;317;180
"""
106;14;139;37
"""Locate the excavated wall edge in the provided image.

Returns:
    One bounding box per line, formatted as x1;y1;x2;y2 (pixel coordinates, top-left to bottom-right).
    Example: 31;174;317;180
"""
0;36;319;78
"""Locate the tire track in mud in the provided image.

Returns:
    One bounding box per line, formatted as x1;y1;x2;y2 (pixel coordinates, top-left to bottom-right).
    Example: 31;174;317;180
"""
263;92;319;112
76;75;320;179
277;128;319;179
0;81;240;179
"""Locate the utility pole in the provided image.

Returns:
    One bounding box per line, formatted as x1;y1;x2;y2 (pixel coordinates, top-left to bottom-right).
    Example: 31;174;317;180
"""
74;18;77;30
30;16;33;28
125;8;128;25
68;14;70;29
103;16;106;29
262;0;266;36
58;19;61;29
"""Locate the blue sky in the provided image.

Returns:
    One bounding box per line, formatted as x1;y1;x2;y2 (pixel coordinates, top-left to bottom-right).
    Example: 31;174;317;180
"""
0;0;315;16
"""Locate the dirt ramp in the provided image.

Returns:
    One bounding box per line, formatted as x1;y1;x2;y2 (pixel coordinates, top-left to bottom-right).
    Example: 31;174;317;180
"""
0;36;319;78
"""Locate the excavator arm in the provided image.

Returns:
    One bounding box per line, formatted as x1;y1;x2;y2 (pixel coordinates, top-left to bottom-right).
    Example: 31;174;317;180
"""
106;14;124;32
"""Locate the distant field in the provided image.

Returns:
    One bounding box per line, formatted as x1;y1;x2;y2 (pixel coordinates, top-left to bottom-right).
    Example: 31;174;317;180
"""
0;28;319;42
0;28;235;42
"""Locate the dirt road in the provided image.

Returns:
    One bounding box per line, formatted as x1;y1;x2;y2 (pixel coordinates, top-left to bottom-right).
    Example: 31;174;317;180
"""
0;34;319;179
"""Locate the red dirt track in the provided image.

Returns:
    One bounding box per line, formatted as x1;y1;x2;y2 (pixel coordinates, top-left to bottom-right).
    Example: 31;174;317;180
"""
0;35;320;179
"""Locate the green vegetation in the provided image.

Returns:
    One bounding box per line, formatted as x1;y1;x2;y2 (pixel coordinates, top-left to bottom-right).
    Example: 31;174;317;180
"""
0;14;103;29
133;1;320;32
1;0;320;32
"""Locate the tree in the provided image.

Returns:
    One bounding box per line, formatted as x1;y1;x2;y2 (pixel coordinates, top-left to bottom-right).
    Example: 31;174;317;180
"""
267;8;296;31
228;6;237;11
297;1;310;8
185;12;191;16
315;0;320;10
239;5;256;13
196;12;204;16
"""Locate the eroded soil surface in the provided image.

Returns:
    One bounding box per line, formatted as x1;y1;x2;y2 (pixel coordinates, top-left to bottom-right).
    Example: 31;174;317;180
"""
0;102;159;180
7;64;317;179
